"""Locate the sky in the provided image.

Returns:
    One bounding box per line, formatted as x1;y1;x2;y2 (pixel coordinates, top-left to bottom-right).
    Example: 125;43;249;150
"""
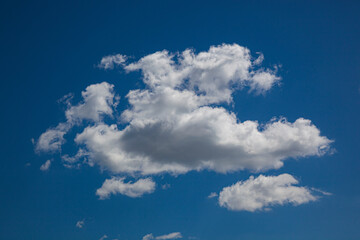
0;0;360;240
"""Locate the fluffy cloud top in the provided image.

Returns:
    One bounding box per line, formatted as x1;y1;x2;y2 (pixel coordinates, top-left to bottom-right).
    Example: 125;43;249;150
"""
36;44;332;200
65;82;116;123
36;82;116;153
74;44;330;175
142;232;182;240
36;123;70;153
96;177;156;199
218;174;321;212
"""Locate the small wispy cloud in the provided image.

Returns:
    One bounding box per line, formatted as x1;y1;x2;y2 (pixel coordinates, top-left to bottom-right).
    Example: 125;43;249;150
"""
207;192;218;199
96;177;156;199
40;160;51;171
161;184;171;190
142;232;182;240
311;187;333;196
98;54;126;70
76;219;84;228
99;234;108;240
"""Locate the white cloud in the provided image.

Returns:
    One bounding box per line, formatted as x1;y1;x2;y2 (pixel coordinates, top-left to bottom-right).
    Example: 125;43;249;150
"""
250;69;280;93
99;235;108;240
253;52;264;65
61;148;89;168
208;192;218;199
311;187;333;196
76;220;84;228
156;232;182;239
98;54;126;70
36;123;70;152
57;92;74;107
142;232;182;240
36;44;332;201
36;82;116;153
161;184;171;190
142;234;154;240
218;174;322;212
72;44;330;175
96;177;156;199
40;160;51;171
65;82;116;123
124;44;280;104
75;117;331;175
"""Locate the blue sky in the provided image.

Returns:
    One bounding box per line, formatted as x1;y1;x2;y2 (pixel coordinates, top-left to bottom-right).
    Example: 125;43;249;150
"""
1;0;360;240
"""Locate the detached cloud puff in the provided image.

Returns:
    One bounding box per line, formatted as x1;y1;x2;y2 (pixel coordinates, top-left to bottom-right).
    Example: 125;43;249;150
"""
99;235;108;240
40;160;51;171
142;232;182;240
96;177;156;199
36;44;332;200
76;220;84;228
218;174;323;212
208;192;218;199
98;54;126;70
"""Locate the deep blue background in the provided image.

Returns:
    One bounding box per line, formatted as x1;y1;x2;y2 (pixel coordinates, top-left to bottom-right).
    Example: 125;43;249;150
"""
0;0;359;239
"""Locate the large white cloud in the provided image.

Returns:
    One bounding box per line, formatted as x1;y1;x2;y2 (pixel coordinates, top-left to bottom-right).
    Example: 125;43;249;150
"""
36;44;332;199
218;174;321;212
96;177;156;199
75;116;331;175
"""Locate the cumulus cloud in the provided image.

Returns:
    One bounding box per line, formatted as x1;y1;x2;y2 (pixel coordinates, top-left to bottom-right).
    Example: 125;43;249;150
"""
36;82;116;153
40;160;51;171
96;177;156;199
36;44;332;200
142;232;182;240
36;123;70;153
218;174;323;212
98;54;126;70
65;82;116;123
76;220;84;228
75;117;331;175
72;44;331;176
